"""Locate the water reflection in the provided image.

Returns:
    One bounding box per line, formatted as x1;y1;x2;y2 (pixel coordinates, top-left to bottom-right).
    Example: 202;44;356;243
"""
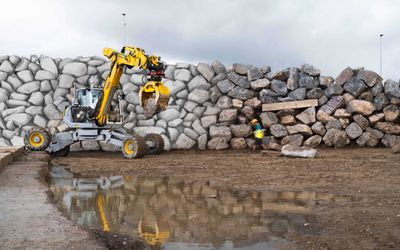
49;166;347;250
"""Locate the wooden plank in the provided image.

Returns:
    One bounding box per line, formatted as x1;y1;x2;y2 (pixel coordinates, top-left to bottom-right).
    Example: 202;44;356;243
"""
262;99;318;112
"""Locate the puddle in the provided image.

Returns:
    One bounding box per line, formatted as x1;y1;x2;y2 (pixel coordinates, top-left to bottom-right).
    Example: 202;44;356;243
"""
48;166;348;250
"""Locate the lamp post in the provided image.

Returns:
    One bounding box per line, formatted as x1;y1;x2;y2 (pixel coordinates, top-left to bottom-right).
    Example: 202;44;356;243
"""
380;34;383;76
122;13;126;47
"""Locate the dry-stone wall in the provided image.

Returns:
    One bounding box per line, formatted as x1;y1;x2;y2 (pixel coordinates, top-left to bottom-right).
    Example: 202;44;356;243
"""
0;54;400;151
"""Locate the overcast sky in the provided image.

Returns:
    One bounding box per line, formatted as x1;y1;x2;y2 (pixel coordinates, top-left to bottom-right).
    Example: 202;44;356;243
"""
1;0;399;80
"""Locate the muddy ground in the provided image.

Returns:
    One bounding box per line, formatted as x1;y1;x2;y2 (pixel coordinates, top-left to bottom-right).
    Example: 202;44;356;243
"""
53;147;400;250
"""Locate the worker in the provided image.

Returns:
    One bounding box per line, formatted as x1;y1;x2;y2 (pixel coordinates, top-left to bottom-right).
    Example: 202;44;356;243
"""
250;118;267;150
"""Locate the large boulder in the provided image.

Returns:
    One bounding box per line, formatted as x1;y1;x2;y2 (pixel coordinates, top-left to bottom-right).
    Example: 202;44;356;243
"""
281;134;304;146
303;135;322;147
270;80;288;96
227;87;257;100
35;70;55;80
301;64;320;76
4;113;32;126
188;89;210;103
287;124;313;136
343;76;367;97
374;122;400;135
207;137;229;150
197;63;215;82
158;108;180;122
357;70;382;87
383;105;400;122
295;107;316;125
287;67;300;90
230;124;252;138
17;70;34;82
62;62;87;77
335;67;353;86
270;124;288;138
188;75;210;91
40;57;58;76
299;72;318;89
384;80;400;98
346;100;375;116
164;80;185;96
209;125;232;140
16;81;40;94
323;129;349;147
227;71;250;88
345;122;363;139
201;115;217;128
174;69;191;82
281;144;318;158
230;137;247;149
58;74;75;89
260;112;278;128
319;95;344;115
219;109;237;123
217;79;235;94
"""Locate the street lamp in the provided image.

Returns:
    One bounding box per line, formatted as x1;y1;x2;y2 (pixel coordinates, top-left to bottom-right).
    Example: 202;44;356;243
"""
122;13;126;47
379;34;383;76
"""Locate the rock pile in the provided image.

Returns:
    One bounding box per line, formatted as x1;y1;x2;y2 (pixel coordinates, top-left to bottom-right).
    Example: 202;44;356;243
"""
0;54;399;151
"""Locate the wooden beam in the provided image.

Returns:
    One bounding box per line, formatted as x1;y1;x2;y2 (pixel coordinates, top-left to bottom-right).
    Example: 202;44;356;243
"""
262;99;318;112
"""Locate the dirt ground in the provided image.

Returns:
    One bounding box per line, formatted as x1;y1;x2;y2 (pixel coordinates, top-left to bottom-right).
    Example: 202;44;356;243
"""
53;147;400;250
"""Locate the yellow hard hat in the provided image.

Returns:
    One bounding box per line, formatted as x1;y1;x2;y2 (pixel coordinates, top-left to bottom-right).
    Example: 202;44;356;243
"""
250;119;258;125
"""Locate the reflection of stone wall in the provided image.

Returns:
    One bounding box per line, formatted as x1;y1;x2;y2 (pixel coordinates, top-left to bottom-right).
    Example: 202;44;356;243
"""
50;173;346;247
1;54;399;150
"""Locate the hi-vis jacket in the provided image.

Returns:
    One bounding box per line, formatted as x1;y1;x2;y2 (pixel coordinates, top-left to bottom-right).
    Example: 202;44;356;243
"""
253;123;263;139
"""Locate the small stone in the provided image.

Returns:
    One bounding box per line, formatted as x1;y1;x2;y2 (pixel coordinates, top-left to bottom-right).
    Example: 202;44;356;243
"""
244;97;261;109
241;106;254;118
373;93;389;111
211;73;227;84
210;86;222;103
266;69;289;81
319;76;334;87
168;118;183;127
247;66;263;81
345;122;363;139
227;71;250;88
280;115;296;126
306;88;323;99
392;143;400;154
281;144;318;158
333;108;352;118
326;119;342;130
232;63;251;75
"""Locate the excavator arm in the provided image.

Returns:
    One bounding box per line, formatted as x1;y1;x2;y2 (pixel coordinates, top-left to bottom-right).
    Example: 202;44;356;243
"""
95;46;169;127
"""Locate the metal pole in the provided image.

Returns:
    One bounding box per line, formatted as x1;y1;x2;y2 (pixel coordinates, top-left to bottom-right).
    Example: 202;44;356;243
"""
380;34;383;76
122;13;126;47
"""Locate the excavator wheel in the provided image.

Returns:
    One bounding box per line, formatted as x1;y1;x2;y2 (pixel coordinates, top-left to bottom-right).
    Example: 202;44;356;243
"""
122;135;147;159
50;146;70;157
144;133;164;155
24;127;51;151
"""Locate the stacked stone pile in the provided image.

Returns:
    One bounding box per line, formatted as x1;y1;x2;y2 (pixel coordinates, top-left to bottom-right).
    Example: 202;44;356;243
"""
0;54;399;151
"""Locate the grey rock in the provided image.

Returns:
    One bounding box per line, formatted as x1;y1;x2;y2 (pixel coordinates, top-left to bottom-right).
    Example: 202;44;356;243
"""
209;125;232;140
266;69;289;81
232;63;251;75
192;119;207;135
281;134;304;146
33;115;48;128
62;62;87;77
343;76;367;97
217;79;235;93
2;130;16;140
207;137;229;150
244;97;262;109
28;92;44;105
383;104;400;122
26;106;43;116
270;124;288;138
301;64;320;76
168;118;183;127
7;75;23;89
381;134;400;148
250;78;270;91
2;106;25;118
58;74;75;89
345;122;363;139
167;127;179;142
324;83;343;97
184;128;199;140
230;137;247;149
227;71;250;89
174;69;192;82
6;99;30;108
176;62;190;69
197;63;215;82
319;95;345;115
323;129;349;148
176;89;189;99
164;80;185;96
287;67;300;90
287;124;313;136
228;87;256;100
133;126;165;136
230;124;252;137
211;61;226;74
1;80;13;92
369;113;385;124
44;104;63;120
0;60;13;73
288;87;306;100
201;115;217;128
193;106;206;117
211;73;227;84
164;65;176;79
125;92;140;105
188;75;210;91
335;67;353;86
356;132;379;147
371;82;383;96
189;64;199;76
4;113;32;126
184;113;198;122
158;108;180;122
247;66;263;81
299;72;319;89
184;101;198;112
216;96;232;109
137;119;155;126
10;92;28;101
241;106;254;118
366;127;384;139
209;86;222;103
346;100;375;116
17;70;34;82
188;88;210;103
333;108;352;118
373;93;389;111
198;134;208;150
296;107;316;124
11;136;24;146
303;135;322;148
357;70;382;87
15;57;29;71
271;80;288;96
155;119;167;129
306;88;323;99
319;76;334;87
35;70;55;80
260;112;278;128
203;106;221;116
16;81;40;94
219;109;237;123
374;122;400;135
384;79;400;98
40;80;52;92
281;144;318;158
175;134;196;149
40;57;58;76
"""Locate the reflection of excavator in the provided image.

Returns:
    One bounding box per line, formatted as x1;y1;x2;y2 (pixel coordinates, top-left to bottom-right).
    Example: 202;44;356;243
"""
24;46;170;158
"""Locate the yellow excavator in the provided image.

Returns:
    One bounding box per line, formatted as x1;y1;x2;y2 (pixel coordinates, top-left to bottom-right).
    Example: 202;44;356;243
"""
24;46;170;158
